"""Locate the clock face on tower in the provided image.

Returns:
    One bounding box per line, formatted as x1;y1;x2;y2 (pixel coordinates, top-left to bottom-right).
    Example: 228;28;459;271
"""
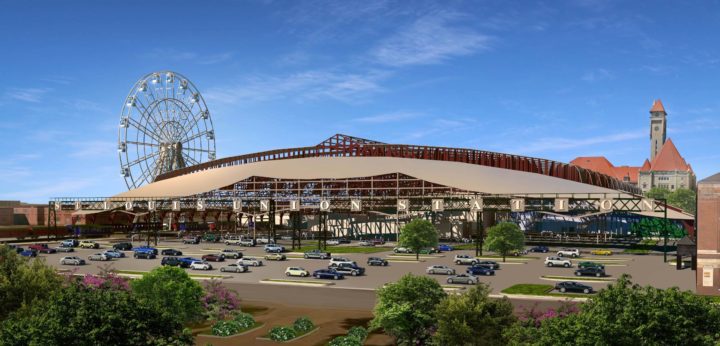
654;126;659;131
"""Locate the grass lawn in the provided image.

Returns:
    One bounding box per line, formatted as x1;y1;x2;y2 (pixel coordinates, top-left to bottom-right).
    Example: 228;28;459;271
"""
622;249;651;254
541;275;615;282
501;284;596;298
116;270;226;279
295;246;390;254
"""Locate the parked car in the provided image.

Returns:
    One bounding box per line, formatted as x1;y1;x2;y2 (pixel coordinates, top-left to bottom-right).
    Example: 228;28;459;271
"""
88;253;109;261
134;246;158;255
256;237;271;244
61;239;79;247
20;249;37;257
221;263;249;273
313;268;344;280
575;267;606;277
239;239;256;247
513;249;529;256
590;249;613;256
555;281;593;294
326;239;340;246
190;261;213;270
113;242;133;251
447;274;478;285
437;244;454;252
426;265;455;275
577;261;605;269
285;267;310;277
7;245;24;253
133;251;156;259
393;247;412;254
329;257;354;267
419;248;438;254
358;241;375;247
60;256;85;265
29;244;55;253
367;257;388;266
332;262;365;276
545;256;572;268
161;248;183;256
529;246;549;253
238;257;263;267
557;248;580;258
202;254;225;262
264;253;287;261
337;238;351;244
264;244;285;253
79;240;99;249
102;250;125;258
454;254;479;265
476;260;500;269
55;246;75;253
178;257;202;268
467;266;495;276
370;238;386;245
221;249;243;259
183;236;201;244
161;256;182;266
203;234;221;243
304;249;331;259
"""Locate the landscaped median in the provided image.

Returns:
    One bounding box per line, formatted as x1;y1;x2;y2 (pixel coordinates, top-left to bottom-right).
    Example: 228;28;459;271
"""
500;283;594;299
115;270;230;280
257;317;319;343
540;275;615;283
260;278;335;287
296;246;391;254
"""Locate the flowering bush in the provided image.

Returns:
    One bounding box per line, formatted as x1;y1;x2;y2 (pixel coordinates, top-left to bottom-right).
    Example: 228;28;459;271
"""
268;326;297;342
292;316;314;333
328;335;363;346
202;279;241;321
211;320;241;337
81;273;130;291
517;301;579;327
347;326;368;341
233;312;255;329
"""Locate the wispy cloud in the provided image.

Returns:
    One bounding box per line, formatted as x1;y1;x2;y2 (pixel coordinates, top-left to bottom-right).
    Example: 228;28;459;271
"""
581;68;614;82
4;87;52;103
516;129;646;154
205;70;387;104
371;11;491;67
354;111;420;123
67;140;116;158
142;49;233;65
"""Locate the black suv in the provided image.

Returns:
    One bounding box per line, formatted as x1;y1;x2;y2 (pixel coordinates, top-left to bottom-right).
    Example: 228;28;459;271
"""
113;242;133;251
555;281;593;294
161;249;183;256
161;256;181;266
331;262;365;276
367;257;388;266
134;252;156;259
574;267;606;277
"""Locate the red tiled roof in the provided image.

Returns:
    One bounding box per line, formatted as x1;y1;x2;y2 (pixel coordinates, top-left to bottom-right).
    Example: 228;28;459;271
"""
640;159;652;172
650;138;692;172
650;99;666;113
570;157;640;184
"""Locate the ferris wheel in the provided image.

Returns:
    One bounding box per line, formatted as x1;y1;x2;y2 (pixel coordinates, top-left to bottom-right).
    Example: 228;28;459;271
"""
118;71;216;190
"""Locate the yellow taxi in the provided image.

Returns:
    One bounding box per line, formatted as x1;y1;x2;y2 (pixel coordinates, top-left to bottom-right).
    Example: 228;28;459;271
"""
590;249;612;256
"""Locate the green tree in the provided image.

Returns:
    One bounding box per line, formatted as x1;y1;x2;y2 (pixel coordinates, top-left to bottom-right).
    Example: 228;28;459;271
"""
645;187;671;201
370;274;446;345
131;266;204;324
433;284;516;346
0;245;63;319
484;222;525;262
398;219;439;260
506;275;720;346
0;283;192;346
668;188;696;214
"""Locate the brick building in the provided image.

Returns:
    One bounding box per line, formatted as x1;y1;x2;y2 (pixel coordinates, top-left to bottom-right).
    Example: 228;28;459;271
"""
697;173;720;295
0;201;48;226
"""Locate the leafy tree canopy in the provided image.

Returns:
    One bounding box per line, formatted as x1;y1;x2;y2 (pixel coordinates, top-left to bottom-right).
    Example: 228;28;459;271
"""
131;266;204;324
484;222;525;262
433;284;516;346
645;187;696;214
370;274;446;345
399;218;439;260
0;245;63;320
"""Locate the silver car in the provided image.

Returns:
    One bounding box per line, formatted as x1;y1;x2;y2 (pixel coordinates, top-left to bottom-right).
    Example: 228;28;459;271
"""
220;263;249;273
60;256;85;265
88;253;109;261
238;257;263;266
447;274;478;285
426;265;455;275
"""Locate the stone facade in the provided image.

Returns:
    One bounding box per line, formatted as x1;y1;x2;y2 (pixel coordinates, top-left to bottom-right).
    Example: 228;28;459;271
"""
638;169;695;193
696;173;720;295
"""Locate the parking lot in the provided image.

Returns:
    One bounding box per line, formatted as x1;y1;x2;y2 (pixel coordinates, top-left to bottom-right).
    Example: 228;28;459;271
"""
22;238;695;295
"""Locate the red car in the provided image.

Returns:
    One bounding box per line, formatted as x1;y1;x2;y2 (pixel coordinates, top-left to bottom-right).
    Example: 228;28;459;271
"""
370;238;386;245
28;244;56;254
201;254;225;262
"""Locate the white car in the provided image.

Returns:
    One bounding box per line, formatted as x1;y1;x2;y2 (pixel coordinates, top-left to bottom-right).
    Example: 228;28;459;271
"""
557;248;580;258
238;257;263;266
224;237;243;246
285;267;309;277
426;265;455;275
393;247;412;254
60;256;85;265
240;239;255;247
190;261;213;270
326;239;340;246
88;253;109;261
358;241;374;247
256;237;270;244
329;257;355;267
454;254;479;265
545;256;572;268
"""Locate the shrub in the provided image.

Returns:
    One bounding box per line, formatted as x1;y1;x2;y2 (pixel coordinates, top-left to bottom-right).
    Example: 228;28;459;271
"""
233;312;255;329
269;326;297;342
293;316;315;333
211;320;241;337
347;326;368;341
329;335;363;346
202;279;241;321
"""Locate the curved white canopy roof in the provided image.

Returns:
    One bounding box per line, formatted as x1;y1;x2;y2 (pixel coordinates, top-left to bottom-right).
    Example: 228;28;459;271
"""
114;156;631;199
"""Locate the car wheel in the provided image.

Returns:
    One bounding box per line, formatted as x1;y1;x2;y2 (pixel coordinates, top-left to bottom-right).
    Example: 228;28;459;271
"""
334;275;339;280
304;254;309;259
572;254;578;258
455;261;461;265
575;272;581;276
547;263;553;267
486;272;492;276
471;261;477;265
583;288;590;294
429;270;435;275
596;273;601;277
383;262;388;266
220;268;225;272
560;288;566;293
558;253;563;257
564;263;570;268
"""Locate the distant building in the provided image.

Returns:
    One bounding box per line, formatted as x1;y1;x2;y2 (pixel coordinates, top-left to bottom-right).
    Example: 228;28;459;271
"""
0;200;47;226
571;99;695;193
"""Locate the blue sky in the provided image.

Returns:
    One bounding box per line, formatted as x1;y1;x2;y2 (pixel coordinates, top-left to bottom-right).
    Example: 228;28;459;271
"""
1;0;719;203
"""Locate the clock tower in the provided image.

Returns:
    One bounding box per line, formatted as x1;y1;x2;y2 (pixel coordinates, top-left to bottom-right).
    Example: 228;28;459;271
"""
649;99;667;162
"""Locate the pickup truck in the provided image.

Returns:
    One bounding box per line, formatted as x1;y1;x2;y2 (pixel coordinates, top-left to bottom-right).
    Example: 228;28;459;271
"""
545;256;572;268
557;248;580;258
304;249;331;259
331;262;365;276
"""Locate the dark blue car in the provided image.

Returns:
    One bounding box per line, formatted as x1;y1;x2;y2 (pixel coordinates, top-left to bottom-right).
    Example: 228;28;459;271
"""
466;266;495;276
20;250;37;257
178;257;203;268
530;246;549;253
437;244;454;252
313;269;345;280
133;246;158;255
